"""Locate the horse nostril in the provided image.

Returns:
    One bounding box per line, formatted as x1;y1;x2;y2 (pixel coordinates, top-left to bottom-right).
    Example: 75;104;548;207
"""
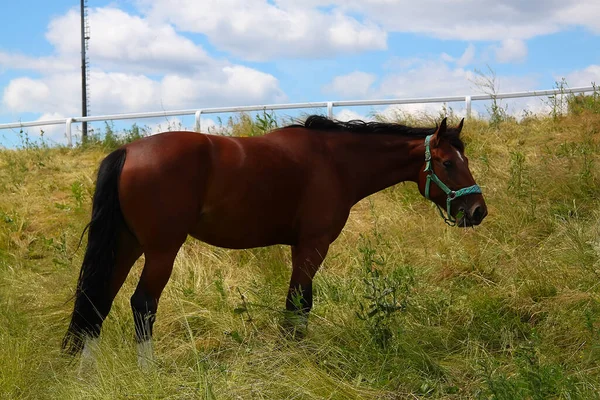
472;205;484;222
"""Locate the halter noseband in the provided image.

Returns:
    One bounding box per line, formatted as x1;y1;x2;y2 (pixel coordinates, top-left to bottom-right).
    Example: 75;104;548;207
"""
424;134;482;226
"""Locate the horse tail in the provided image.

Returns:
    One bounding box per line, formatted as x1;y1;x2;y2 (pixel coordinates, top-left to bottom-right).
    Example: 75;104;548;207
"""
62;148;127;354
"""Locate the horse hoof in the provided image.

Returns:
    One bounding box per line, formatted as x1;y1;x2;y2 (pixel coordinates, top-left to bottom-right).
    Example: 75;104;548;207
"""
137;340;155;371
280;311;308;339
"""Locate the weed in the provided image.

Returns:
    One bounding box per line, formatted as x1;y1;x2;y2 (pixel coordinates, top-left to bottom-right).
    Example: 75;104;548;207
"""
508;150;527;196
70;181;85;209
78;121;151;150
356;233;414;349
546;78;571;120
250;110;279;136
568;82;600;114
471;66;510;127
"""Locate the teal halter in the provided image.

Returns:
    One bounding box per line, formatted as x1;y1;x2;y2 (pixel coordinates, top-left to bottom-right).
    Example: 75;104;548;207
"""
424;134;482;226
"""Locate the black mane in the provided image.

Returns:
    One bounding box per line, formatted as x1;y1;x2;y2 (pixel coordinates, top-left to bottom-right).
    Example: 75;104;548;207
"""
284;115;464;150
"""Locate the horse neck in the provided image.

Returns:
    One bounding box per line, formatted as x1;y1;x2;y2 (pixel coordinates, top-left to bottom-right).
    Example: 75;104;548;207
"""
325;132;425;204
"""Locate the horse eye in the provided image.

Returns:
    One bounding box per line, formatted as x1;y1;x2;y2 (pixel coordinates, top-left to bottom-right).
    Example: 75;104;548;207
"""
443;160;453;168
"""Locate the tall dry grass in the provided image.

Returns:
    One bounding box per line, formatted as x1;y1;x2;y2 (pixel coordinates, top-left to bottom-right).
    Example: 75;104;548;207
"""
1;106;600;399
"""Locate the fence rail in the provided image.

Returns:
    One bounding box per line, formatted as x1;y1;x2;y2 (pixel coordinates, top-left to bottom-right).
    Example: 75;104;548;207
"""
0;85;596;147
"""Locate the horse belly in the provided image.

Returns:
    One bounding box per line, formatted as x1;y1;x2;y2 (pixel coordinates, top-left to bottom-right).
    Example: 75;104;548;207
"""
189;209;296;249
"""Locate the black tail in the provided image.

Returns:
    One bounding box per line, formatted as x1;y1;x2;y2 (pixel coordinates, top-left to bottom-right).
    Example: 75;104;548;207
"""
62;148;127;354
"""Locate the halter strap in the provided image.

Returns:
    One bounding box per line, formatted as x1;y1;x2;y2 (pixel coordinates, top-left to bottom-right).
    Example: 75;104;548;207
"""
424;135;482;225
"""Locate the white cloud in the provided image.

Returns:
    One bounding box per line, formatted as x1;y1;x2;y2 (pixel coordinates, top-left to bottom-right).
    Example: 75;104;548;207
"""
0;6;287;120
158;66;286;109
438;44;476;68
136;0;387;61
46;8;213;75
560;2;600;34
378;61;475;98
457;44;476;67
323;43;537;102
382;58;537;99
140;0;594;63
563;65;600;86
89;71;160;113
323;51;542;119
322;71;377;98
440;53;455;63
2;66;286;118
494;39;528;63
3;78;51;112
327;0;600;41
325;55;538;101
0;52;74;73
334;109;373;121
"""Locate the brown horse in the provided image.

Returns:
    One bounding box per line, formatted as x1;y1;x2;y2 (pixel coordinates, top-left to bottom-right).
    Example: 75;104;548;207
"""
63;115;487;366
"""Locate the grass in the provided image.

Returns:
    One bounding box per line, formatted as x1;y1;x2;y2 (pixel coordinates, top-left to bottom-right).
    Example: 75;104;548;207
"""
2;106;600;399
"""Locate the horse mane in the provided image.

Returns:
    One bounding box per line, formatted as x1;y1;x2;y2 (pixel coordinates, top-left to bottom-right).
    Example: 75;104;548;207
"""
284;115;464;151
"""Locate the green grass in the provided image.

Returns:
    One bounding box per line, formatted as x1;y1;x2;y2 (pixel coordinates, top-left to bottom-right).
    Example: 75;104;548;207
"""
2;110;600;399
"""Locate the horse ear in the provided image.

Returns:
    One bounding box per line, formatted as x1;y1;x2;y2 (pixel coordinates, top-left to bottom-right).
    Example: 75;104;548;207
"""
430;117;447;147
439;117;447;133
456;118;464;134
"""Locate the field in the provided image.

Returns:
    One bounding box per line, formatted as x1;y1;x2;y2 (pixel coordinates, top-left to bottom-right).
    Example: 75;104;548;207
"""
1;104;600;399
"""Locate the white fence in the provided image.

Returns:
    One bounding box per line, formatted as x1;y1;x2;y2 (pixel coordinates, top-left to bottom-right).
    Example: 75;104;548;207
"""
0;85;596;147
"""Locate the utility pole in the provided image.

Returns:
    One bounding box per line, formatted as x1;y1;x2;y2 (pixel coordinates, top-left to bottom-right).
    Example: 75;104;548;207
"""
80;0;90;141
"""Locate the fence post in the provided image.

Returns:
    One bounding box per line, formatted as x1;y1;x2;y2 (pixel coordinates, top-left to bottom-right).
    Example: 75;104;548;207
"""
465;96;472;119
327;102;333;119
194;110;203;132
66;118;73;147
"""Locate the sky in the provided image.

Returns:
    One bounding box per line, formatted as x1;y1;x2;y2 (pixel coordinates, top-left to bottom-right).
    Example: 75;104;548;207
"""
0;0;599;145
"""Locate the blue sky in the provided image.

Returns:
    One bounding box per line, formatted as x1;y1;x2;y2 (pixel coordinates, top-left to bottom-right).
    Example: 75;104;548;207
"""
1;0;599;145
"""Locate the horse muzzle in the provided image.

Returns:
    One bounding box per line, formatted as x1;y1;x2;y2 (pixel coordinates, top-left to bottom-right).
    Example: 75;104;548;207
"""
457;202;488;227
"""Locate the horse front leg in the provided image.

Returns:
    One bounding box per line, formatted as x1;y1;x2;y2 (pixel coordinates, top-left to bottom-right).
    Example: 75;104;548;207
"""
284;239;330;337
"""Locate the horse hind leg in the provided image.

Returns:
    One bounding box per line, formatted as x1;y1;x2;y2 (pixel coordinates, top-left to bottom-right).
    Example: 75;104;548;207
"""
78;227;142;372
130;244;182;369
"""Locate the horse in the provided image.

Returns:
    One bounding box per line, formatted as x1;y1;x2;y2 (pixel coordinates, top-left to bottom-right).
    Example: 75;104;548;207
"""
62;115;487;367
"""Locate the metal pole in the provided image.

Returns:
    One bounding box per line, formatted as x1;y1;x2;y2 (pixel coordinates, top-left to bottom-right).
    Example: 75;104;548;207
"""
80;0;88;142
465;96;472;119
195;110;203;132
327;102;333;119
66;118;73;147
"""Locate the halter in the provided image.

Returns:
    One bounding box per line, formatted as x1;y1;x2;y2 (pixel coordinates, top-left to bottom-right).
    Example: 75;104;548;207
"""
424;134;482;226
